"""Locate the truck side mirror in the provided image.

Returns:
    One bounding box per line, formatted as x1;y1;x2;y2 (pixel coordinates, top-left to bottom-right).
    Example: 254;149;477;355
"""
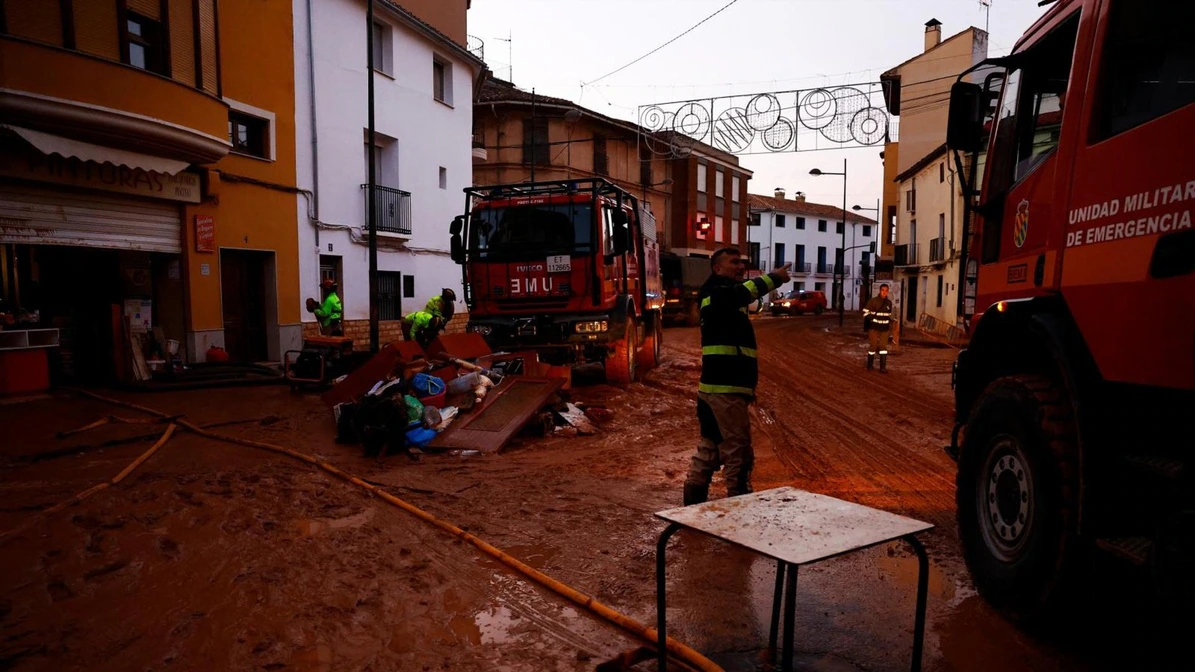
449;215;465;235
612;210;629;226
946;81;986;153
450;233;465;264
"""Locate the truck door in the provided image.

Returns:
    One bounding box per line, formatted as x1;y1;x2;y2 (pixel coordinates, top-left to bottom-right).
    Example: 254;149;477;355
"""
976;14;1080;303
1060;0;1195;390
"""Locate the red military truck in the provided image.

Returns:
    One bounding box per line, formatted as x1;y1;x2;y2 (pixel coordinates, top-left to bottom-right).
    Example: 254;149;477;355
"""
945;0;1194;620
449;179;664;383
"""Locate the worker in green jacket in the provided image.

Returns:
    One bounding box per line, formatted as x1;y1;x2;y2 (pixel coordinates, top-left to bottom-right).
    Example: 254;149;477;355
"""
313;279;343;335
402;310;446;349
424;287;456;322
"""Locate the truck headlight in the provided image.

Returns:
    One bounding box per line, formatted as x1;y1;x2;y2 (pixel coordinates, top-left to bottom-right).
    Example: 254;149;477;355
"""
468;324;492;336
574;320;608;333
781;301;791;307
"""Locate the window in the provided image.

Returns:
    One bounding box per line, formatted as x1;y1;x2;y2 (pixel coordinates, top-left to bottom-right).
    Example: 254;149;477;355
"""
363;133;398;187
836;221;844;235
729;217;739;244
593;134;608;175
863;225;872;237
795;244;805;267
937;275;944;308
640;159;653;187
905;188;916;212
379;271;402;321
938;213;946;239
731;176;740;202
818;219;827;232
748;242;762;269
439;167;448;190
403;275;415;299
522;118;549;165
887;206;897;245
939;162;945;183
433;55;453;105
775;214;786;228
1094;2;1195;140
796;217;806;230
371;21;393;75
715;215;724;242
750;213;761;227
319;255;342;300
814;282;825;292
775;243;786;267
230;112;269;159
715;169;725;198
795;282;805;292
696;163;707;193
817;246;827;272
124;13;166;75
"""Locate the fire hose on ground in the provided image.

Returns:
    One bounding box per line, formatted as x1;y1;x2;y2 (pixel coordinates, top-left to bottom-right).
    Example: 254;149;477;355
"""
8;389;721;672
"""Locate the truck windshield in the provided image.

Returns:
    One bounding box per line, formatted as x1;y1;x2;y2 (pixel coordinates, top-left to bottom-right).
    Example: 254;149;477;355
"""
469;203;594;260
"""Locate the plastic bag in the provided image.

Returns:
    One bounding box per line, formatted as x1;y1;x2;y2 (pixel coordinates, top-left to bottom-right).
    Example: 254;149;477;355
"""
403;395;424;425
411;373;446;398
422;405;442;428
405;426;437;448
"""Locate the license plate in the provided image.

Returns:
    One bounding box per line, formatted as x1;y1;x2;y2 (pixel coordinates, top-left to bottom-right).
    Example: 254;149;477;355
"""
547;255;571;273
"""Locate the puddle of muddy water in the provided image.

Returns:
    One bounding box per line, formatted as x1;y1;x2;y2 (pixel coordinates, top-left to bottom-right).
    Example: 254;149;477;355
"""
294;509;374;536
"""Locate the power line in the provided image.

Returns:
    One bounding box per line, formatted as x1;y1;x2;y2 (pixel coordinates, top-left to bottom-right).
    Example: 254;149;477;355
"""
581;0;743;88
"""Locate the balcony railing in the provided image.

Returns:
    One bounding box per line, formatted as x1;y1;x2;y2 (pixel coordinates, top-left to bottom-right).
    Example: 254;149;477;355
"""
816;263;832;275
895;243;920;266
792;262;812;274
929;237;946;262
361;184;412;236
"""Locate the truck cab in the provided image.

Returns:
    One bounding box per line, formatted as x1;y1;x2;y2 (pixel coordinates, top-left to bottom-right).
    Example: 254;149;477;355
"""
946;0;1195;619
450;179;663;383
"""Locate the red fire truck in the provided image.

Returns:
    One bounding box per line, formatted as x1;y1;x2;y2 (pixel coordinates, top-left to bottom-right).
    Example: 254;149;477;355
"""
945;0;1194;619
449;179;664;383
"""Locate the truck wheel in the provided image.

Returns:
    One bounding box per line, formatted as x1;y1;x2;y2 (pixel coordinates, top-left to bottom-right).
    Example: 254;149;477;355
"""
604;317;638;384
957;374;1082;623
637;313;662;370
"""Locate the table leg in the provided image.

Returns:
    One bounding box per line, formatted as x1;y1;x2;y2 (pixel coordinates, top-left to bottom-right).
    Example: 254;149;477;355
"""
656;523;681;671
781;563;798;671
905;535;930;672
768;559;785;662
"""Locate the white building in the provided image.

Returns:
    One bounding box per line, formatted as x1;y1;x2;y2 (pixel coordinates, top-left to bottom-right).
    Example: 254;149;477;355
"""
747;189;879;311
293;0;486;343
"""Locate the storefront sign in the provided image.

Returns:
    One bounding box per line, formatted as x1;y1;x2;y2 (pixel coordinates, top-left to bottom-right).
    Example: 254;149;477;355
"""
195;216;215;253
0;152;201;203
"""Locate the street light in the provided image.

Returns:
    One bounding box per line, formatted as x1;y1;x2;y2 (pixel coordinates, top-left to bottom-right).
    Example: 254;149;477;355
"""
810;158;848;327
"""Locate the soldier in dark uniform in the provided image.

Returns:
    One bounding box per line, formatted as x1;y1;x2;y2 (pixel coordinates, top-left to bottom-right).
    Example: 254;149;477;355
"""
862;283;894;372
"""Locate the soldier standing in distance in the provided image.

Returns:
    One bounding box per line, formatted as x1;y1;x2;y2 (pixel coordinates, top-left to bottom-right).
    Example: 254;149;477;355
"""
862;283;894;372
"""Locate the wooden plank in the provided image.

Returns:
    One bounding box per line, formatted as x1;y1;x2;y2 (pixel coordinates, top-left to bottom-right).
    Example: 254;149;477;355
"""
429;376;564;453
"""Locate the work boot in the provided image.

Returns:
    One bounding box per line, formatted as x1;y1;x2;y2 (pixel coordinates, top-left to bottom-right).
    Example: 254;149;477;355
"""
683;483;709;506
867;354;875;370
879;354;888;373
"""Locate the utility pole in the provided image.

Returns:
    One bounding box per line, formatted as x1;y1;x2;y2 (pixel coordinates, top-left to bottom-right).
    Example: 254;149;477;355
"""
366;0;379;353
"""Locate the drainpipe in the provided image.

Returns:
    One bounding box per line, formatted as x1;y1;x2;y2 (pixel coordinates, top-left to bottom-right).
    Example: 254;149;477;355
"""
305;0;321;271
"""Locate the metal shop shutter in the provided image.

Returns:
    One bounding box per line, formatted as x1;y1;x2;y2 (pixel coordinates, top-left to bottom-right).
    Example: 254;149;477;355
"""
0;184;182;253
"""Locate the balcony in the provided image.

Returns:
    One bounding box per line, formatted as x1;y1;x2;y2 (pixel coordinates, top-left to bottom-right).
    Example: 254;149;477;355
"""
361;185;412;236
792;262;812;274
895;243;920;267
0;37;229;164
472;136;487;163
929;237;947;263
815;264;832;275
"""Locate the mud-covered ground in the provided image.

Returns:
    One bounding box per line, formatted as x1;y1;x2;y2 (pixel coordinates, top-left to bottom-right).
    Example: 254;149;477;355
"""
0;315;1185;671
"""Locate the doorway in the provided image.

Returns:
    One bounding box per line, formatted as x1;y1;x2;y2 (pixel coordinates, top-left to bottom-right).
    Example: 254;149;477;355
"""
221;250;269;362
906;276;918;322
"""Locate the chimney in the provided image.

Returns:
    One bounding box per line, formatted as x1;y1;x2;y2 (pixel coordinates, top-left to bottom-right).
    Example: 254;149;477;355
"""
925;19;942;52
774;187;785;200
793;191;806;203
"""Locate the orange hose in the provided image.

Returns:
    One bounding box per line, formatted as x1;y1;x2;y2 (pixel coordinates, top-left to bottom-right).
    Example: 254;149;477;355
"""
1;424;176;542
71;390;721;672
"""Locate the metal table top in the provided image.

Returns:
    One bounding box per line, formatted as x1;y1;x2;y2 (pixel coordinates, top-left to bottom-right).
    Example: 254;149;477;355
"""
654;486;934;566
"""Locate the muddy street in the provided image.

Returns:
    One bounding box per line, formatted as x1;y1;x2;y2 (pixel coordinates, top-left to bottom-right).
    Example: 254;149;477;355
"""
0;314;1181;671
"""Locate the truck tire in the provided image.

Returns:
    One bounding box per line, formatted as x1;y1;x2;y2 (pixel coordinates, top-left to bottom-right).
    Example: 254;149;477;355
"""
604;317;638;384
956;374;1082;623
637;312;662;370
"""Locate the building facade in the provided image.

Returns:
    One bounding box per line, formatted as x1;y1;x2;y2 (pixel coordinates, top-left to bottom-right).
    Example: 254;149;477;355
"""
293;0;485;347
881;19;989;330
747;189;878;311
472;81;753;259
1;0;302;381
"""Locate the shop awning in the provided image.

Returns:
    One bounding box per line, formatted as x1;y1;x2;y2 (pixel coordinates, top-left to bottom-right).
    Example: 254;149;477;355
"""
1;124;190;175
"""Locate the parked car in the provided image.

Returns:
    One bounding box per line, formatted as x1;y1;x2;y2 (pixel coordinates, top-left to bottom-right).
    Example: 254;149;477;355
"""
770;290;827;316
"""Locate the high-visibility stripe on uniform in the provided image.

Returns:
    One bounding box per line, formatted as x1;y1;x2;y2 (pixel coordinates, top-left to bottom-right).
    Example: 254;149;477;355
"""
702;345;757;358
760;274;776;292
701;296;713;309
698;383;756;395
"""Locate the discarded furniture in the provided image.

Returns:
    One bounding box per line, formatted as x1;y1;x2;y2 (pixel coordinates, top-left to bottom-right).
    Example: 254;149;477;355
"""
0;328;59;394
654;486;933;672
285;335;356;390
429;375;565;453
319;340;426;408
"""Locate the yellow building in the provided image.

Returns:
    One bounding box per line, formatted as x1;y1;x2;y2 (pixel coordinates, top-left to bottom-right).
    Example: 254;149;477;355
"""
0;0;300;383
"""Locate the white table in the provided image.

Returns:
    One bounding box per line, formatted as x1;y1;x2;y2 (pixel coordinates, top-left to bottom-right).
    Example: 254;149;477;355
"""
654;486;934;671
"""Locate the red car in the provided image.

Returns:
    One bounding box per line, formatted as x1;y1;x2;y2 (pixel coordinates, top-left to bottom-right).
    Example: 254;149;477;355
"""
770;290;826;316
